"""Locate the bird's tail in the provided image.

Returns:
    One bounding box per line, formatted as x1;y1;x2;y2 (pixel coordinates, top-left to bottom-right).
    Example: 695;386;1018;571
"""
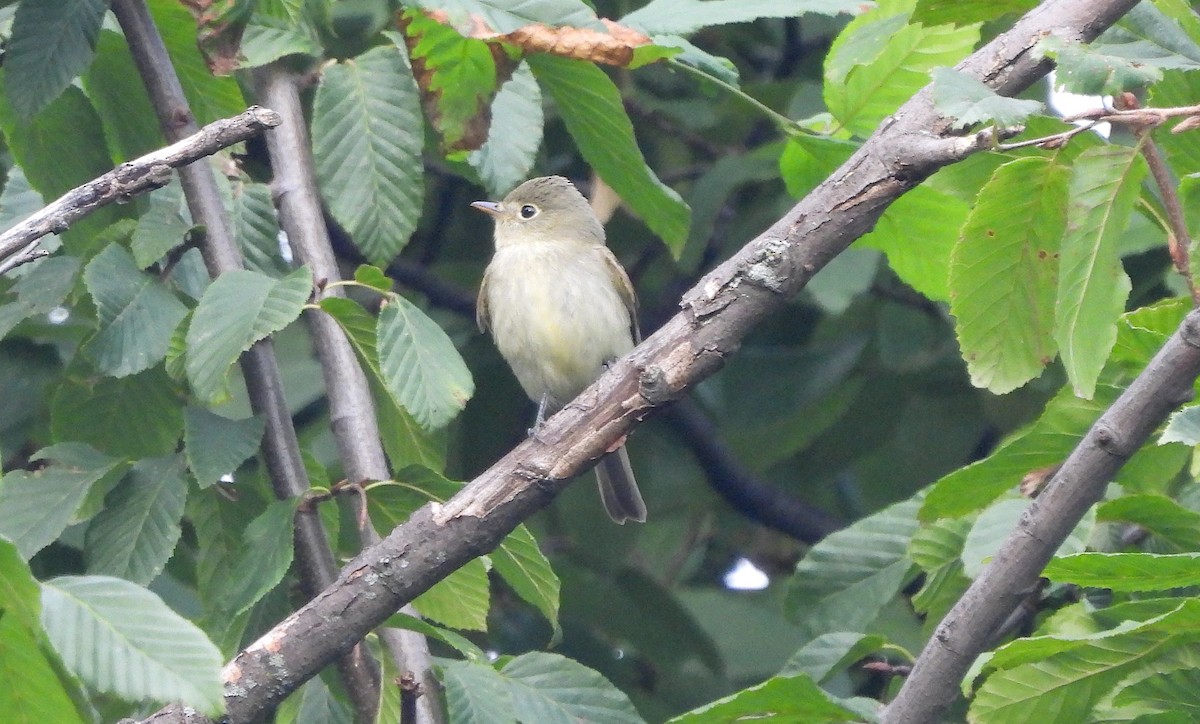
596;445;647;524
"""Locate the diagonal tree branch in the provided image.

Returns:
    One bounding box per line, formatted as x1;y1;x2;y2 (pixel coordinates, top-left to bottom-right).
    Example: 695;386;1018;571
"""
0;107;280;275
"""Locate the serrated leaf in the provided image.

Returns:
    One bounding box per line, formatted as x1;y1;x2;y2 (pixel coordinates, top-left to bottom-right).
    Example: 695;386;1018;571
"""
961;497;1094;578
0;166;44;233
377;295;474;430
83;30;164;161
353;264;394;293
932;66;1044;128
416;0;602;35
442;659;517;724
0;539;86;723
667;672;863;723
950;156;1067;393
11;255;80;314
470;63;543;196
1112;665;1200;716
240;0;323;68
1099;495;1200;552
186;266;313;403
623;0;861;35
51;366;184;458
0;444;121;559
1039;34;1163;95
491;525;560;639
780;632;888;682
313;45;424;265
529;54;691;254
5;0;107;120
414;557;490;631
784;495;921;639
859;184;965;301
502;651;642;723
1162;405;1200;446
1046;552;1200;591
147;0;246;125
82;244;188;378
912;0;1037;26
84;456;187;585
233;182;287;276
184;407;265;488
130;184;190;269
1055;145;1144;398
384;611;487;662
216;499;297;618
42;575;224;715
921;383;1117;520
319;298;443;467
826;14;980;137
399;15;497;152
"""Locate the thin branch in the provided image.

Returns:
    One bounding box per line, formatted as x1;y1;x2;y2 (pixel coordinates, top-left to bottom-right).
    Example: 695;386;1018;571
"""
1140;137;1196;302
252;63;444;724
108;0;382;720
137;0;1140;721
0;107;280;274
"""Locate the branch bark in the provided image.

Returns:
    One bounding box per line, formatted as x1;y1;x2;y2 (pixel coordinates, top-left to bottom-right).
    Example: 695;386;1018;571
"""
0;107;280;275
125;0;1141;721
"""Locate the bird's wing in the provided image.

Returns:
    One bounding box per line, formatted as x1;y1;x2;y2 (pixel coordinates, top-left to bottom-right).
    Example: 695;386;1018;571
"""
601;247;640;343
476;266;492;334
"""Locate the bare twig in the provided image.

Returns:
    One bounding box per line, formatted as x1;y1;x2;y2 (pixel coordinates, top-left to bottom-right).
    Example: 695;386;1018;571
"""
1140;137;1197;302
0;106;280;274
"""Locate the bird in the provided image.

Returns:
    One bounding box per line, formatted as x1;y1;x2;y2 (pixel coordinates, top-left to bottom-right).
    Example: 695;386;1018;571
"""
473;175;647;524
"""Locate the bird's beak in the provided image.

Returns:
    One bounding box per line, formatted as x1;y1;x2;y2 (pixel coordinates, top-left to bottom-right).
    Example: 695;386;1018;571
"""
470;200;502;216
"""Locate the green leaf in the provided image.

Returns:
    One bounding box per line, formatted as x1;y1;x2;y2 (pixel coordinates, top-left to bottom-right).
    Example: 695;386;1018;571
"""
416;0;602;35
82;244;189;378
130;185;190;269
491;525;561;639
82;30;164;161
1162;405;1200;446
1112;665;1200;717
5;0;107;120
1046;552;1200;591
186;266;313;403
667;672;863;723
921;383;1117;520
441;659;517;724
913;0;1037;26
216;499;297;618
399;15;497;152
859;185;966;301
42;575;224;715
383;611;487;661
1038;35;1162;95
240;0;323;68
961;497;1094;578
184;407;265;488
950;156;1067;394
501;651;642;723
233;182;287;276
528;54;691;254
51;366;184;458
84;456;187;585
779;134;859;200
377;295;475;430
1055;145;1144;398
319;298;443;467
785;495;921;639
0;538;85;724
931;66;1044;128
470;62;543;196
780;632;888;682
0;444;121;559
0;166;45;233
353;264;394;294
292;676;353;724
623;0;861;35
414;557;490;631
11;254;81;314
313;45;424;265
826;14;980;137
1099;495;1200;551
147;0;246;125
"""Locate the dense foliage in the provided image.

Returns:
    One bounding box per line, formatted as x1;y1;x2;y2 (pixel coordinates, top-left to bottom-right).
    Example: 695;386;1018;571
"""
3;0;1200;722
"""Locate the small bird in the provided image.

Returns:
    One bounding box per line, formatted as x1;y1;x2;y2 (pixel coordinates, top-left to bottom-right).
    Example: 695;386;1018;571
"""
473;176;647;524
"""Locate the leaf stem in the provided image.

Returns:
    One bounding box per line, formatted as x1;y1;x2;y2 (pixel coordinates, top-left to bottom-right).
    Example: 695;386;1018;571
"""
667;57;804;135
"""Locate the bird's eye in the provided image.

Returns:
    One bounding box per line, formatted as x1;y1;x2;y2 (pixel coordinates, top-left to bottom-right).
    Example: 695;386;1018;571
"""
519;204;539;219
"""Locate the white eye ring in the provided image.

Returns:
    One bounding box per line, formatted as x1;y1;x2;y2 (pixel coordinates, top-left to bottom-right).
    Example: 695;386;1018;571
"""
518;204;539;219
